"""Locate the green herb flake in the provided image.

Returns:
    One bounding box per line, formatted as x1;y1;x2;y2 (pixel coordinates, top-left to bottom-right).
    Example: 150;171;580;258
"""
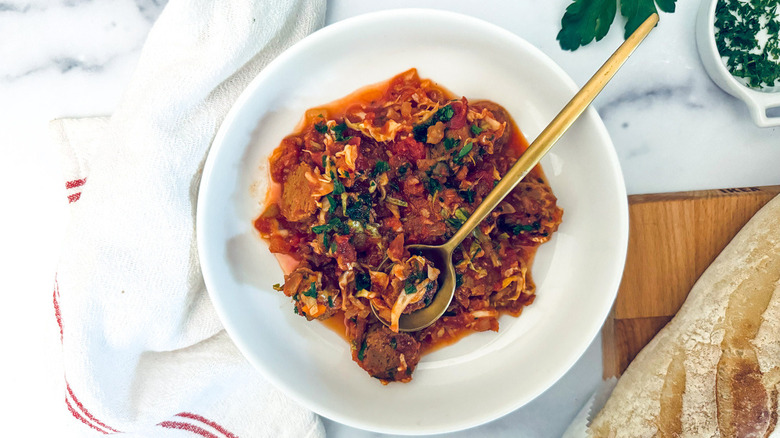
427;178;442;194
404;283;417;294
460;189;475;204
371;160;390;177
315;122;328;134
435;105;455;122
333;179;345;196
398;164;408;175
272;283;283;291
303;282;318;298
470;124;483;135
312;223;330;234
390;338;397;350
355;272;371;292
443;137;460;150
328;295;334;307
455;142;473;163
331;123;350;142
325;194;337;214
357;341;367;361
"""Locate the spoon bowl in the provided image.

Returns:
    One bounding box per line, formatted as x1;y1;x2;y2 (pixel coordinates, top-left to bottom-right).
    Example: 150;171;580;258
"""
384;244;458;332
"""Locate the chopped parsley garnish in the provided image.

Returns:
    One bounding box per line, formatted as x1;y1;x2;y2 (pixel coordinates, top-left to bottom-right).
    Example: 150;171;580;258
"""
427;178;442;194
435;105;455;122
454;142;473;163
470;124;483;135
345;193;372;222
333;179;345;196
715;0;780;89
355;272;371;292
413;104;455;142
398;164;408;175
325;194;338;214
443;137;459;150
503;221;542;235
455;273;463;288
357;340;367;361
390;338;397;349
331;123;350;141
312;217;350;235
328;295;334;307
315;122;328;134
412;124;429;142
404;283;417;294
303;282;318;298
460;189;475;204
371;160;390;177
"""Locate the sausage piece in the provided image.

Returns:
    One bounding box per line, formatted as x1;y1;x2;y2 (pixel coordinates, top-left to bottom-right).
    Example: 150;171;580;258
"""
280;163;316;222
357;324;421;382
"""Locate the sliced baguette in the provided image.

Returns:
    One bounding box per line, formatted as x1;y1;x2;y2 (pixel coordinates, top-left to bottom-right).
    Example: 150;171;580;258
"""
589;194;780;437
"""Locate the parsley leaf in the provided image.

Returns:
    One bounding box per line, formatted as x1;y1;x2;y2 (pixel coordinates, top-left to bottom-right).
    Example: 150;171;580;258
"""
355;272;371;292
557;0;617;51
454;142;473;163
314;122;328;134
371;160;390;177
333;179;345;196
427;178;442;194
357;341;367;361
303;282;318;298
557;0;674;51
443;137;459;150
331;123;350;142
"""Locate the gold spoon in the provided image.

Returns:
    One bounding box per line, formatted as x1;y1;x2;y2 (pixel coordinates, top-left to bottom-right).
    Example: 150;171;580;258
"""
372;13;659;332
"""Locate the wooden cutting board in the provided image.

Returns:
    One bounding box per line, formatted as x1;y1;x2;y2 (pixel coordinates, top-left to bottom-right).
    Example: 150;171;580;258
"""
602;185;780;378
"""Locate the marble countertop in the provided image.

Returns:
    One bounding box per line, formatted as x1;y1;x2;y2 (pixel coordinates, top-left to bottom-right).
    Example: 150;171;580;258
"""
1;0;777;437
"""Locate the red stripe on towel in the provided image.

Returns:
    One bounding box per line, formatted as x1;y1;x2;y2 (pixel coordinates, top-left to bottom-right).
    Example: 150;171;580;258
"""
66;396;109;434
68;192;81;203
176;412;238;438
66;178;86;189
66;382;121;433
159;421;221;438
53;281;63;343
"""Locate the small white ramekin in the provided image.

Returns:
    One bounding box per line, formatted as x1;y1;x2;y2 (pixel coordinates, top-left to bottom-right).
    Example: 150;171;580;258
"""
695;0;780;127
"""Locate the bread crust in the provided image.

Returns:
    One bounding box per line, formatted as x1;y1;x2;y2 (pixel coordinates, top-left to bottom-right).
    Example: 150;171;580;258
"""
588;195;780;437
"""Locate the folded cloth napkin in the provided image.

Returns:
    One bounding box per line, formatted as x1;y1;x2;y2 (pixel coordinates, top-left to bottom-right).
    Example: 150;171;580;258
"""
50;1;326;436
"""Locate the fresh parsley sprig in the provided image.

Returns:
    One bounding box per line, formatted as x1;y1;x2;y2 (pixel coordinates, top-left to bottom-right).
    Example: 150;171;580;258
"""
557;0;676;51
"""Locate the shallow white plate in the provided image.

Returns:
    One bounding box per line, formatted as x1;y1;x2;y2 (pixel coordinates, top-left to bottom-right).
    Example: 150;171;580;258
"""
197;9;628;435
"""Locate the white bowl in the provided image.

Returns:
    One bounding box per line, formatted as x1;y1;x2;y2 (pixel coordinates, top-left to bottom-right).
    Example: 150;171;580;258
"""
695;0;780;127
197;9;628;435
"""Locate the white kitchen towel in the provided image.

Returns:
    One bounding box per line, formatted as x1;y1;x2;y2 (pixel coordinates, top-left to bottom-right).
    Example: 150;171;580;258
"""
50;0;326;436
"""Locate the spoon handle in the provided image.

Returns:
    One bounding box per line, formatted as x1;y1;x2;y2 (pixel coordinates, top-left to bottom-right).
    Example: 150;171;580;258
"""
444;13;659;251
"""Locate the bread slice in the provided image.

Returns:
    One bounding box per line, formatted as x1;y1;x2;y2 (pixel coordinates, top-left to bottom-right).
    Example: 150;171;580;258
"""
589;194;780;437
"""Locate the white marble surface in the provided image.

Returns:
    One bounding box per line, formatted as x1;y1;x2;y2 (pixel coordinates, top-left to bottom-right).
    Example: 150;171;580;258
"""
1;0;777;437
